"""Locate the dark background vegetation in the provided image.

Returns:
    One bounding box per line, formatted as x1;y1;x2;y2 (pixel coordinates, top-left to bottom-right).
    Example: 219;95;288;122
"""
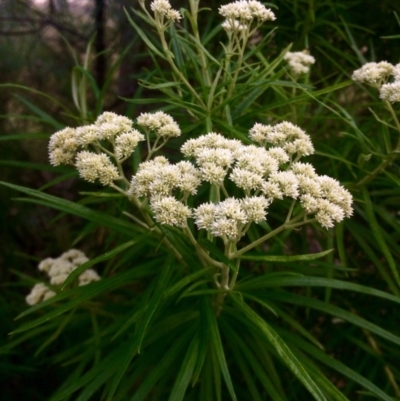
1;0;400;399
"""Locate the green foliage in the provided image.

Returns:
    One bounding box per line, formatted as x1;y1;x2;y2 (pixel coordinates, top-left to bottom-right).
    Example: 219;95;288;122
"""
1;1;400;400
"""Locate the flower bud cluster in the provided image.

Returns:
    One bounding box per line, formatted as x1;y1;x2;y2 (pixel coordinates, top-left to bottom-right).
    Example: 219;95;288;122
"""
219;0;275;34
127;118;352;235
150;0;181;23
352;61;400;103
137;111;181;138
49;111;146;186
26;249;101;305
352;62;394;85
284;51;315;76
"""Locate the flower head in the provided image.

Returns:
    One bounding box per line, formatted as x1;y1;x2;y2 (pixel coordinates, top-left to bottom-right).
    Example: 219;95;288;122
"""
115;130;145;160
352;61;393;84
150;0;181;22
150;196;191;227
380;81;400;103
49;127;78;165
284;51;315;76
75;151;119;186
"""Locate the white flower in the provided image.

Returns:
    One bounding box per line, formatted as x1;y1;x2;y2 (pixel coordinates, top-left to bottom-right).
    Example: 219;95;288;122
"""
296;174;321;198
150;0;181;22
290;162;317;178
393;63;400;81
49;127;78;165
265;171;299;199
300;194;319;214
199;162;227;185
149;164;181;197
75;124;98;146
230;168;264;191
234;145;278;176
315;199;345;229
195;148;234;168
78;269;101;286
150;196;191;227
267;147;290;164
95;112;133;139
115;130;145;160
219;0;275;22
176;161;202;195
28;250;100;303
26;283;56;305
209;198;248;238
129;157;170;198
241;196;270;223
137;111;181;137
194;203;217;231
157;122;181;138
380;81;400;103
249;123;274;144
75;151;119;186
352;61;393;84
284;51;315;76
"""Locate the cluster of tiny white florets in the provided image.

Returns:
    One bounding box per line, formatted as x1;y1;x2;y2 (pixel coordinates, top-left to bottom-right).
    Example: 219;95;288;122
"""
352;61;393;85
75;151;119;186
150;0;181;23
284;51;316;76
137;111;181;138
194;196;270;239
219;0;275;34
352;61;400;103
26;249;101;305
49;111;145;186
126;119;352;234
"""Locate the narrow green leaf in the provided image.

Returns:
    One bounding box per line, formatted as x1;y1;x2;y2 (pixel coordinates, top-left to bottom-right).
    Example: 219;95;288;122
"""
14;95;63;129
13;262;159;331
164;267;212;298
238;275;400;305
265;291;400;346
131;329;195;401
230;294;327;401
198;239;236;271
204;297;237;401
106;255;174;400
0;181;141;237
168;333;199;401
278;328;393;401
62;240;137;288
124;9;166;60
240;249;333;262
362;187;400;288
0;133;49;141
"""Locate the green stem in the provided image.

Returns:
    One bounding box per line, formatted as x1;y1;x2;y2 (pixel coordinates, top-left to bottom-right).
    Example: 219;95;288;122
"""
356;101;400;186
183;226;223;269
157;27;206;108
232;214;312;258
189;0;211;87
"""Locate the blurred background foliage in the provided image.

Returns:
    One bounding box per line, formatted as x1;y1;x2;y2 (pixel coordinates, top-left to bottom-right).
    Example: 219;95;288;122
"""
1;0;400;399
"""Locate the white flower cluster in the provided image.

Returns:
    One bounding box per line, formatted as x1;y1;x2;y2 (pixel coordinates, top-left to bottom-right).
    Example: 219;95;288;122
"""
150;0;181;23
26;249;101;305
219;0;275;33
128;156;199;227
127;120;352;234
194;196;270;239
137;111;181;138
352;61;400;103
284;51;316;76
352;61;393;85
49;111;145;186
